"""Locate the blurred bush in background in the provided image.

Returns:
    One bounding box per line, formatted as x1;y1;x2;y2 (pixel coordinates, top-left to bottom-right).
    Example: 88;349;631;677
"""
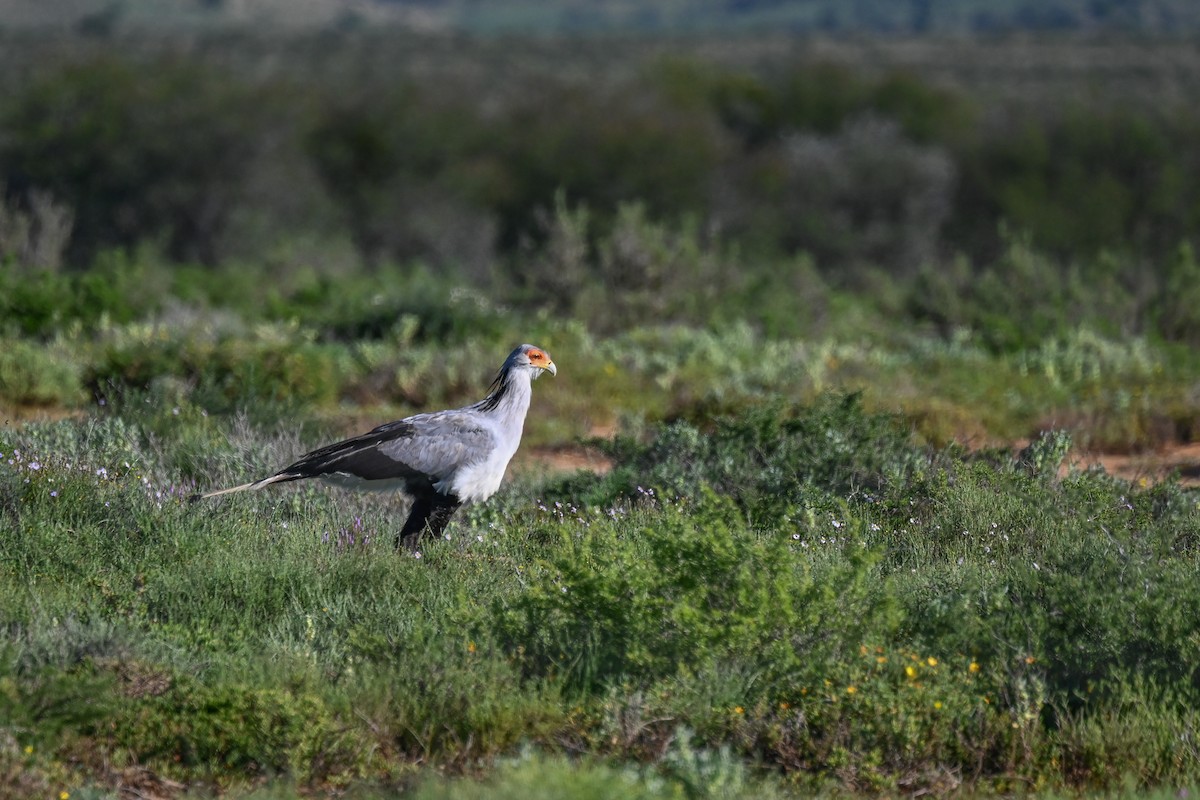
0;34;1198;349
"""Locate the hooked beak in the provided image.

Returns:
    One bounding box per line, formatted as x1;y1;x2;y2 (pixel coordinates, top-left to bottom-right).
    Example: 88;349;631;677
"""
542;360;557;377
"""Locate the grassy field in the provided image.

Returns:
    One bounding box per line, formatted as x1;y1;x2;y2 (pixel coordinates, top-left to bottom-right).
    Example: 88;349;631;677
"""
3;27;1200;800
3;266;1200;797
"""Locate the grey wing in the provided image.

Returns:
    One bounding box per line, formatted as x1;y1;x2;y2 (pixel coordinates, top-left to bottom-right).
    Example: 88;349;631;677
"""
375;411;496;484
270;413;489;486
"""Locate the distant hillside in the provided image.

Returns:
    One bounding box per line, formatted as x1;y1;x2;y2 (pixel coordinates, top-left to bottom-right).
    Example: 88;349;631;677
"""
2;0;1199;35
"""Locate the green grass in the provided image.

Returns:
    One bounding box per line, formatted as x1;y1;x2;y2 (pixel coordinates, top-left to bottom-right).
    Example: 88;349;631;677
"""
6;307;1199;452
2;244;1200;799
2;393;1199;797
4;30;1200;798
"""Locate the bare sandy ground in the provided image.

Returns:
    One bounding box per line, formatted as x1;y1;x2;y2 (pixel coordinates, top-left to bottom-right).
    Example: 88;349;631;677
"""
1069;442;1200;487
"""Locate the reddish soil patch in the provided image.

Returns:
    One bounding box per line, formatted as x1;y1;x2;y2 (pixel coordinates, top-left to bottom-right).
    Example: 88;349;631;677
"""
515;446;614;476
513;422;618;476
1070;442;1200;487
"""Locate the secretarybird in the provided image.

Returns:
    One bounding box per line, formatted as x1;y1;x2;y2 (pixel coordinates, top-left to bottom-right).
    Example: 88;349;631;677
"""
192;344;556;548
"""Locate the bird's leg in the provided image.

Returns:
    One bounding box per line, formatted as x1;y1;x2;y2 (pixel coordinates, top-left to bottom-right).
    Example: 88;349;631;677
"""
396;493;463;551
424;495;463;539
397;494;433;550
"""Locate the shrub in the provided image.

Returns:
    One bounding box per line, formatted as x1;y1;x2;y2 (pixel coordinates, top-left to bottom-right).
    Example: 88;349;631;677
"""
557;394;927;525
0;187;73;272
749;116;956;272
0;250;174;339
84;323;355;412
409;748;778;800
508;194;592;315
1156;241;1200;345
758;645;1010;790
591;203;731;331
348;646;565;765
702;62;972;148
489;81;723;252
954;104;1200;261
492;492;900;695
0;56;279;264
269;266;514;345
512;197;734;330
907;233;1146;352
0;264;74;337
306;86;497;270
112;673;372;783
0;340;82;407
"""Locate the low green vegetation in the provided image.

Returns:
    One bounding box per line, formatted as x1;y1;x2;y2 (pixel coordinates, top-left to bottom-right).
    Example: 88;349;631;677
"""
4;241;1200;453
3;130;1200;799
2;382;1199;796
3;27;1200;800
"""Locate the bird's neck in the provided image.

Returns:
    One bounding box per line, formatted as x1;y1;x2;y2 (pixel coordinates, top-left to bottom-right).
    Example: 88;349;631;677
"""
474;367;533;422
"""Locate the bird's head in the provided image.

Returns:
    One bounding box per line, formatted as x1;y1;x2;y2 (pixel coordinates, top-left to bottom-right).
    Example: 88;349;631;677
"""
511;343;557;379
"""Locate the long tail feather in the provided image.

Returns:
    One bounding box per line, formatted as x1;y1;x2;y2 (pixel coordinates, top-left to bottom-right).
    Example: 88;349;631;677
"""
188;474;292;503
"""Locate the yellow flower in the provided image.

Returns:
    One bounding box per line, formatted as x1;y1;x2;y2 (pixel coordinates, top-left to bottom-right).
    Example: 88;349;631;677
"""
969;661;980;673
846;686;857;695
60;793;70;800
876;656;888;664
926;657;938;667
779;702;790;710
24;745;32;755
467;641;476;654
733;706;744;715
905;666;917;678
933;701;943;710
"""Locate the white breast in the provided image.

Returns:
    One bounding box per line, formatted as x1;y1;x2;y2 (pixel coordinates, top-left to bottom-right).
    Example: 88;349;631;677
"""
439;435;520;503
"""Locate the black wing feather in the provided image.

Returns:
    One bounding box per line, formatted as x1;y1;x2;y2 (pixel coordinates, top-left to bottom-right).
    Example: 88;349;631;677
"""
275;421;422;482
